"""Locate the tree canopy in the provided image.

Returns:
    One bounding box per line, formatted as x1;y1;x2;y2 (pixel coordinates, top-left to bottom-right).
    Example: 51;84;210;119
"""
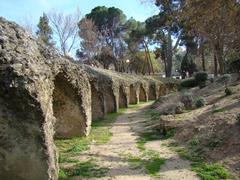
36;13;53;46
30;1;240;76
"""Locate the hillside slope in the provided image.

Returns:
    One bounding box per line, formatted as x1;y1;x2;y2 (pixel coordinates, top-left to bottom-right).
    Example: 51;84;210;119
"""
150;74;240;179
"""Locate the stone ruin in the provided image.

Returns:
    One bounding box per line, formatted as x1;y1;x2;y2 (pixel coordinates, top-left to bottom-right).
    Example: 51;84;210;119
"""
0;17;177;179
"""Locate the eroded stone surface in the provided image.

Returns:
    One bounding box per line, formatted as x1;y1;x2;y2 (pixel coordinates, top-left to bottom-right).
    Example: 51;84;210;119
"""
148;83;157;100
0;17;177;179
0;17;91;180
129;84;138;104
139;84;148;102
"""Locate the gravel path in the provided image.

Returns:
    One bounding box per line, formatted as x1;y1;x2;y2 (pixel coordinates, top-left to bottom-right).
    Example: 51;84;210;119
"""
78;103;199;180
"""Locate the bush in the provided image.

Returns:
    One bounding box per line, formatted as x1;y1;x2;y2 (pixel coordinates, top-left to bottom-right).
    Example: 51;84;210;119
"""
195;97;206;108
199;81;207;89
194;72;208;89
217;74;231;86
175;102;185;114
180;78;198;89
180;72;208;89
194;72;208;84
227;59;240;73
181;53;198;78
181;92;194;109
225;87;233;96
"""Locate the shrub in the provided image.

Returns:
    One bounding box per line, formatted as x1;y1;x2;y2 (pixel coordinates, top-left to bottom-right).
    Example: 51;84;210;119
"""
225;87;233;96
194;72;208;84
228;59;240;73
194;72;208;89
195;97;206;108
180;72;208;89
199;81;207;89
175;102;185;114
181;92;194;109
217;74;231;87
180;78;198;89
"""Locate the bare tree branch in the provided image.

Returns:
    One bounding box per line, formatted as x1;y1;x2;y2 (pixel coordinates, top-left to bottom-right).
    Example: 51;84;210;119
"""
48;9;81;57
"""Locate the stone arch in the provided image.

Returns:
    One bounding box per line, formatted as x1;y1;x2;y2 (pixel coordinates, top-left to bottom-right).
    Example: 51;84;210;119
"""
53;73;86;139
119;85;128;108
104;86;117;113
91;83;105;121
0;88;57;180
129;84;138;104
158;84;167;97
148;84;157;100
139;84;147;102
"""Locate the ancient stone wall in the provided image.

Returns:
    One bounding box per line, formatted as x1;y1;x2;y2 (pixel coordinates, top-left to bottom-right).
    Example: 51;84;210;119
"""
118;85;128;108
0;17;177;180
90;82;105;121
139;84;148;102
53;73;88;138
148;83;157;100
129;84;138;104
0;17;92;180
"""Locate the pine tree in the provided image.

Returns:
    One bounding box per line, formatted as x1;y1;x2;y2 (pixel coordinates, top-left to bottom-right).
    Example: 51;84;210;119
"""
36;13;53;46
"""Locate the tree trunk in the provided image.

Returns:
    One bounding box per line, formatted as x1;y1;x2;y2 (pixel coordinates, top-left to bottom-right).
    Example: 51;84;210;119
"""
144;46;151;75
214;53;218;77
145;42;155;74
163;57;167;78
201;46;206;71
166;28;173;77
216;52;225;74
214;39;225;74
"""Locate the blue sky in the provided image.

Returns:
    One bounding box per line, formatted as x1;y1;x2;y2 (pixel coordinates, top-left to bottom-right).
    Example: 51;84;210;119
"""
0;0;158;25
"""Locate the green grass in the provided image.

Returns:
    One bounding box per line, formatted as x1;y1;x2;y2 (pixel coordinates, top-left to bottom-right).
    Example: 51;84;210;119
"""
162;128;176;140
56;103;149;179
206;139;222;150
192;163;231;180
142;107;232;180
144;106;233;180
123;150;165;176
143;150;166;176
212;107;225;113
55;108;127;156
189;136;201;149
137;131;161;151
136;107;177;151
58;155;79;163
145;109;162;121
137;129;176;152
174;146;231;179
125;154;142;169
59;160;109;179
55;108;129;179
170;137;232;180
137;138;146;151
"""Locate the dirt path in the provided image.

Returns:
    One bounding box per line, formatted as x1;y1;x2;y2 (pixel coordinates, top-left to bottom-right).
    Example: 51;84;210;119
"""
79;103;199;180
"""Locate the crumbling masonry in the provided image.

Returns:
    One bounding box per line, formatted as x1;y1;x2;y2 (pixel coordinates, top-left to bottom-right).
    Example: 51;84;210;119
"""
0;18;177;180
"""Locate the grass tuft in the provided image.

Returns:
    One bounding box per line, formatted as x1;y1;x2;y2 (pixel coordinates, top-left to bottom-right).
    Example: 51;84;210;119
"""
137;129;176;152
171;138;232;180
192;163;231;180
212;107;225;113
59;160;109;179
123;150;165;176
59;155;79;163
56;108;129;179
